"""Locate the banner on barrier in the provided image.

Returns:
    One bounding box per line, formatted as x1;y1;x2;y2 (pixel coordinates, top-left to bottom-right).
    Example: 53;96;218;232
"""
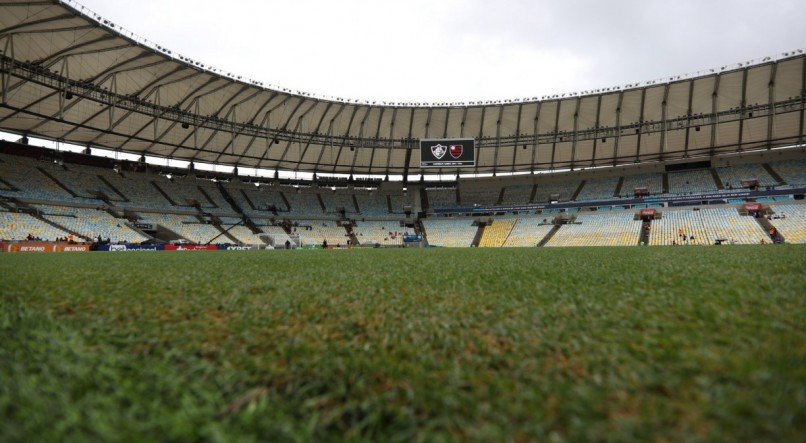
99;244;163;252
56;244;89;252
8;242;54;252
164;244;218;251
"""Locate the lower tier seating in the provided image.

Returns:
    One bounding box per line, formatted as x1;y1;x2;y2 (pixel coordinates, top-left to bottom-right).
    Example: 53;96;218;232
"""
546;213;642;247
423;218;477;247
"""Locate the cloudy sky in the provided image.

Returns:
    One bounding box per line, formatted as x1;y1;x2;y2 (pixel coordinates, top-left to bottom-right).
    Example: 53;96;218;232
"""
64;0;806;102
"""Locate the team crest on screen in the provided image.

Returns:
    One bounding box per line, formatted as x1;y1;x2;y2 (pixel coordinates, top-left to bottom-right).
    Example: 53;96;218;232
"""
449;144;463;158
430;144;447;159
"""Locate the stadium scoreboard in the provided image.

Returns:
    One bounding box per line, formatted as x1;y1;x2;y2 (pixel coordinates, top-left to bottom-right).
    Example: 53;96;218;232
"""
420;138;475;167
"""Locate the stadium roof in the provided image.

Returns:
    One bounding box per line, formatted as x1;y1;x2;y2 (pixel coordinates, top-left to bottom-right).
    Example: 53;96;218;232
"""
0;0;804;177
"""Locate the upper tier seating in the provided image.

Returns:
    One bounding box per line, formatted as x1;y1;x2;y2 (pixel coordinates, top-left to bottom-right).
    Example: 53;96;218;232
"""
226;182;288;217
285;190;325;216
353;190;390;215
38;162;121;203
500;185;533;205
102;171;175;210
427;188;457;209
533;180;579;203
422;218;477;247
716;163;778;189
667;169;719;195
620;173;663;196
389;193;414;213
320;190;358;213
546;213;641;247
460;185;501;207
0;153;76;202
767;159;806;188
576;177;619;201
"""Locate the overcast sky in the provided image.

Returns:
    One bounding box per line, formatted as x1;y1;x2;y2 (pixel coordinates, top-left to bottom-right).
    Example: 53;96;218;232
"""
74;0;806;102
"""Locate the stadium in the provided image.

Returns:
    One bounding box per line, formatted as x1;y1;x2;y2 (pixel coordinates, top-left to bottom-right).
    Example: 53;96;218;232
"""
0;0;803;440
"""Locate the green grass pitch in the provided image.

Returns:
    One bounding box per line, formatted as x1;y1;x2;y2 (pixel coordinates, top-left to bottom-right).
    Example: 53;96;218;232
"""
1;246;804;441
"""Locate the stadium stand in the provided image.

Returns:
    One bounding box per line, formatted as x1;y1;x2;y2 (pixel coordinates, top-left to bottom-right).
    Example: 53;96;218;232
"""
533;180;579;203
0;153;76;202
503;218;556;247
222;224;265;245
427;188;457;209
352;220;411;246
293;220;349;246
137;213;222;244
620;173;663;196
716;163;778;189
285;189;325;216
0;147;804;248
478;218;516;247
648;210;712;246
698;208;768;244
500;184;534;205
259;225;295;246
320;190;358;214
0;210;69;241
460;183;501;207
102;171;175;210
667;169;719;195
768;204;806;244
35;205;147;243
353;190;390;215
422;218;478;247
546;213;642;247
767;159;806;187
575;177;620;201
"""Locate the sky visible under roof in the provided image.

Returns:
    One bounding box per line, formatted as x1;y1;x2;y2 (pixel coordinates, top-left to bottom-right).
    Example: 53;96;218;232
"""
49;0;806;103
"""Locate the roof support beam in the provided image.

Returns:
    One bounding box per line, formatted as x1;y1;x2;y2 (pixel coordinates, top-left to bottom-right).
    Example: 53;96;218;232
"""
634;88;646;163
294;101;333;171
683;79;695;157
709;75;721;157
476;106;486;174
570;98;581;169
612;91;624;166
492;105;503;175
530;102;541;172
0;13;74;36
659;83;670;160
766;62;777;149
314;103;346;170
328;105;360;173
384;107;398;173
549;101;560;169
799;57;805;145
277;100;320;168
367;106;386;174
737;67;749;152
590;95;602;167
512;103;522;172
